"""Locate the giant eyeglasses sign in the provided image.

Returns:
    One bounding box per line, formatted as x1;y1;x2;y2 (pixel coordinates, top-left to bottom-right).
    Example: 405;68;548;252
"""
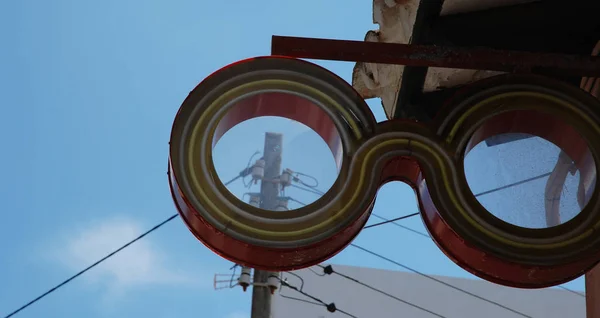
168;56;600;289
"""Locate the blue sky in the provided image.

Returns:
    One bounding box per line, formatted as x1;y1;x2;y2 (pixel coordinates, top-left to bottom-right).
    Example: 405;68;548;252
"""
0;1;586;318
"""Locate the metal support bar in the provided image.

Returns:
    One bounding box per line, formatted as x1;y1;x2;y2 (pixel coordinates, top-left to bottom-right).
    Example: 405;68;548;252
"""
587;265;600;318
271;36;600;78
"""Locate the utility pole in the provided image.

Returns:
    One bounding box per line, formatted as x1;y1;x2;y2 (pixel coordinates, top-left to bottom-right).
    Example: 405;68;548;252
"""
250;132;282;318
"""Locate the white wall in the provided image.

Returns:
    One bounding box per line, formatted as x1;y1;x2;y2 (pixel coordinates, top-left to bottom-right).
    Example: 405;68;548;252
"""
273;264;585;318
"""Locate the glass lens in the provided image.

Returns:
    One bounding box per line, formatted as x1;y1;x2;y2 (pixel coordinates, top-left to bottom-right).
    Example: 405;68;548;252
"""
464;133;588;228
211;92;342;211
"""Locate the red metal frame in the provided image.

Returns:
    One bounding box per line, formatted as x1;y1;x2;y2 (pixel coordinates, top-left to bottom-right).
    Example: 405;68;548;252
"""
213;92;343;163
268;14;600;312
271;36;600;78
168;164;372;270
272;34;600;315
168;56;600;288
168;56;378;270
168;32;600;298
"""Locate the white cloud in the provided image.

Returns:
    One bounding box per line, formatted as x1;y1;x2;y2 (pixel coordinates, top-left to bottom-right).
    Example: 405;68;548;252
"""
225;312;249;318
53;216;195;291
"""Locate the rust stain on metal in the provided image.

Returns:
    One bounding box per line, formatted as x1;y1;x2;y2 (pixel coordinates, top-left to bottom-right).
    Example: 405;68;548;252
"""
271;35;600;77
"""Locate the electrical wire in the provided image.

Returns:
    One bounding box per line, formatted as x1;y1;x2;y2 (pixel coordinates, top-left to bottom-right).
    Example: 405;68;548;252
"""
288;197;307;206
223;170;253;189
289;183;325;196
370;213;430;238
2;213;179;318
242;151;260;188
3;173;245;318
278;293;323;306
558;285;586;297
4;168;577;318
277;277;359;318
289;198;419;230
284;271;305;291
474;172;552;198
290;170;553;200
348;243;533;318
289;170;582;302
308;267;326;277
317;264;446;318
363;212;419;229
293;171;319;188
368;169;586;297
371;213;585;297
287;201;419;230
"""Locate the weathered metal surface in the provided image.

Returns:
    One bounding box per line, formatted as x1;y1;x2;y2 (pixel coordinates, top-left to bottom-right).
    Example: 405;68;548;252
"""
350;0;598;119
271;36;600;77
352;0;521;119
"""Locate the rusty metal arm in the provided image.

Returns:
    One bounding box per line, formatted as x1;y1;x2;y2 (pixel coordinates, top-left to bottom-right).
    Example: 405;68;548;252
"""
271;36;600;78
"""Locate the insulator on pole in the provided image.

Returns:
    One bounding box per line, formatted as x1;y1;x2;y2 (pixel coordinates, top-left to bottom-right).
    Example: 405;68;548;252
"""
280;168;293;188
249;193;261;207
238;266;252;292
251;159;265;184
266;273;280;294
275;197;289;211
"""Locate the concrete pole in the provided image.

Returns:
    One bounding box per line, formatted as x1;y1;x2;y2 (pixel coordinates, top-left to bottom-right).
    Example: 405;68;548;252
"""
251;132;283;318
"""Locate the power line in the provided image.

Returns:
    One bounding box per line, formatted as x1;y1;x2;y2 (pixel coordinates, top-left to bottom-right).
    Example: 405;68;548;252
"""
290;169;553;201
364;212;419;229
289;183;324;196
223;173;252;188
317;265;446;318
288;197;307;206
289;196;419;230
289;170;554;233
308;267;326;277
278;277;359;318
3;174;244;318
558;285;586;297
371;212;585;297
367;170;585;297
292;171;320;188
474;172;552;198
3;169;572;318
370;213;430;238
278;293;323;306
2;214;179;318
368;170;554;237
242;151;260;188
290;173;581;304
348;243;533;318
